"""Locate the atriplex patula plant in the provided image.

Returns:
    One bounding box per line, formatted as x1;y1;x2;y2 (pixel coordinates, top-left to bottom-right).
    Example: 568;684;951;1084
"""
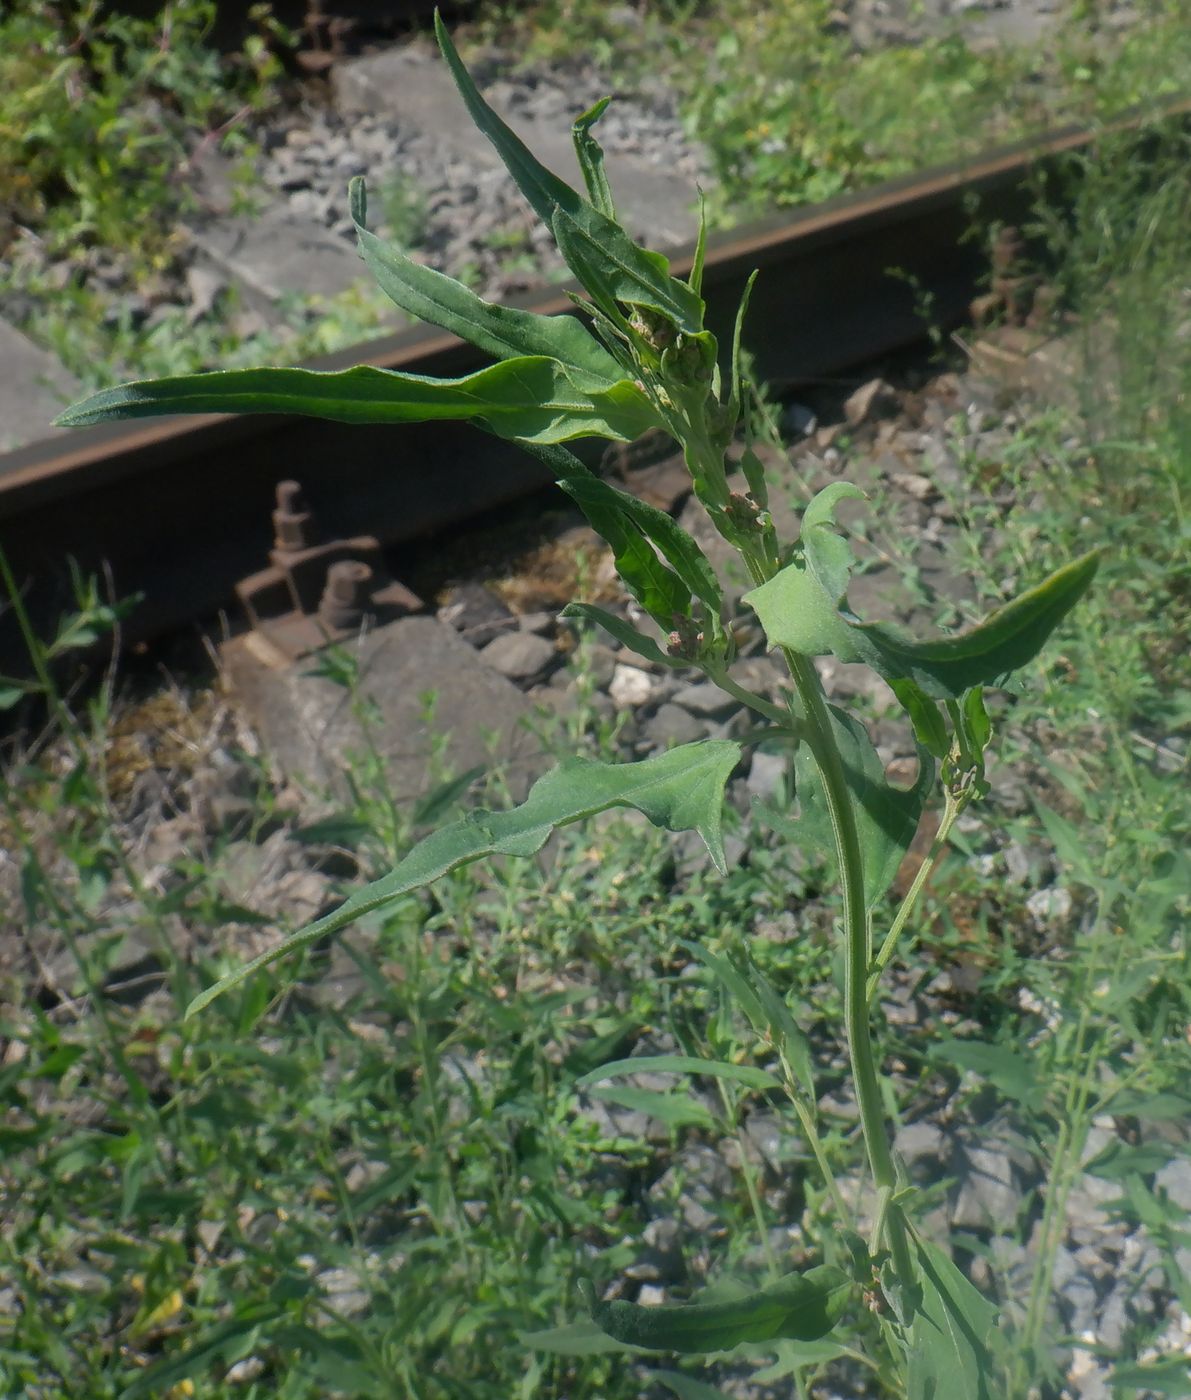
57;16;1097;1393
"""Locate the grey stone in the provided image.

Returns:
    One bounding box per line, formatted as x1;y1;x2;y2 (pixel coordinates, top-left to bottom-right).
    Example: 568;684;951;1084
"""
894;1121;950;1180
951;1140;1022;1230
479;631;557;684
644;702;707;749
648;1145;733;1234
1155;1156;1191;1212
1026;884;1073;931
316;1265;371;1317
1058;1264;1099;1336
437;580;517;647
184;200;375;321
517;610;556;636
635;1283;668;1307
222;614;541;802
843;377;899;427
671;681;739;720
0;316;79;452
609;664;656;709
745;750;788;803
577;643;618;690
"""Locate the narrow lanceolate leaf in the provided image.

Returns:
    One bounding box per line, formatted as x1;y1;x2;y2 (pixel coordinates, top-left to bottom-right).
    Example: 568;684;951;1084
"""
795;705;934;908
186;741;740;1017
530;443;709;628
561;603;685;670
350;177;624;390
560;474;721;612
744;551;1099;701
572;98;616;218
679;939;814;1099
584;1266;851;1354
434;14;704;333
54;359;658;445
889;679;950;761
727;270;758;424
577;1055;782;1092
688;189;708;297
907;1239;998;1400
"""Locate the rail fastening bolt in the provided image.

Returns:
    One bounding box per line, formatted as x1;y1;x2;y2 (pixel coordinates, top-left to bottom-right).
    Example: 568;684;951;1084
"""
318;559;372;629
273;480;316;551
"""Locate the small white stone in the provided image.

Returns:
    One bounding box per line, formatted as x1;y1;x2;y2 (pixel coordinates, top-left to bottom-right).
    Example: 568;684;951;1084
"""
609;663;655;708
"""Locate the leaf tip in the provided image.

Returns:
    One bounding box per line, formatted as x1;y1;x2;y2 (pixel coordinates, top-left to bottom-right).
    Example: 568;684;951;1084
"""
349;175;367;229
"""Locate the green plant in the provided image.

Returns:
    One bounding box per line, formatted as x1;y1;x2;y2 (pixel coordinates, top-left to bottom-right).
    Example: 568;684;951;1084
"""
55;18;1101;1394
665;0;1191;223
0;0;288;275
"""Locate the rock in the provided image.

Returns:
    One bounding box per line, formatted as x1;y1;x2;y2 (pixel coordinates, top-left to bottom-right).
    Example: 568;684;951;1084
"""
609;664;656;709
745;750;787;803
894;1121;950;1182
1155;1156;1191;1211
1026;885;1073;932
671;681;739;720
951;1140;1021;1230
0;316;80;451
222;614;541;802
648;1145;734;1235
1056;1254;1099;1335
479;631;557;685
890;471;935;500
843;377;899;427
644;702;707;749
184;264;226;323
635;1283;668;1307
575;643;618;690
437;580;517;647
316;1265;371;1317
781;401;818;436
517;610;556;636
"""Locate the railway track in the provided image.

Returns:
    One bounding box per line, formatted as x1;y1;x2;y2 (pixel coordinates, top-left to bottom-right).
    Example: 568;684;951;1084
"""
1;102;1186;669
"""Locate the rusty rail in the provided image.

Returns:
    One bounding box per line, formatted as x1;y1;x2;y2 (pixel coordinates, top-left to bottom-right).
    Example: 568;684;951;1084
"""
1;101;1187;663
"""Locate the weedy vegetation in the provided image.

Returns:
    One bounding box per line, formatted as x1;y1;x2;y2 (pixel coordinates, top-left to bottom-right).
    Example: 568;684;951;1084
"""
44;15;1190;1397
2;11;1186;1400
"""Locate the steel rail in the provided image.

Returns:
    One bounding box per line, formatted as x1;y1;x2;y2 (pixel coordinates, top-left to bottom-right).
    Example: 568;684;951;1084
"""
1;100;1187;659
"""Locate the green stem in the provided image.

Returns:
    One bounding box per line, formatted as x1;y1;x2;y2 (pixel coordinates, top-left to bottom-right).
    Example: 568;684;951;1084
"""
866;788;963;1003
704;661;798;731
782;645;917;1293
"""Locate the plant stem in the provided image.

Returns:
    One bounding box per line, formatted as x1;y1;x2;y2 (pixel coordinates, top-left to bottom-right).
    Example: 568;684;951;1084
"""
866;788;963;1003
782;644;917;1292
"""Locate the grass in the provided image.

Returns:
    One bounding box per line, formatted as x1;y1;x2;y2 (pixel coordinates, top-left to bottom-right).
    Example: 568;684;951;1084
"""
0;611;833;1396
477;0;1191;223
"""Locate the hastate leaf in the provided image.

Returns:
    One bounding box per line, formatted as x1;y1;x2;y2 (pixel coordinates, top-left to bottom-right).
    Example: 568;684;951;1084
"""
434;14;703;333
800;481;866;603
856;551;1100;698
186;741;740;1018
584;1266;851;1354
55;359;658;445
350;177;624;390
794;705;934;909
907;1239;998;1400
744;552;1099;701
